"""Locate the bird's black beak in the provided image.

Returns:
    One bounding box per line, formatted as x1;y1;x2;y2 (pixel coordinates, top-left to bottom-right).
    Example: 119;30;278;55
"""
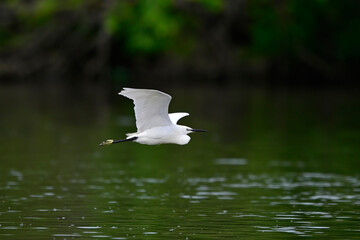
190;128;208;132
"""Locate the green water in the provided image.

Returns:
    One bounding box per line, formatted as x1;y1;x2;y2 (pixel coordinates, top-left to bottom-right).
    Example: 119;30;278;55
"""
0;86;360;239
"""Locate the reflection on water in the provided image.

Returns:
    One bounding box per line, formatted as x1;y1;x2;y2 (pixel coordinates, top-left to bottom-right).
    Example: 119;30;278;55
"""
0;86;360;239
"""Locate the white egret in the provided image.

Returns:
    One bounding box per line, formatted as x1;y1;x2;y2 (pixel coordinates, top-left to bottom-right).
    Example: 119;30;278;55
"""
99;88;207;146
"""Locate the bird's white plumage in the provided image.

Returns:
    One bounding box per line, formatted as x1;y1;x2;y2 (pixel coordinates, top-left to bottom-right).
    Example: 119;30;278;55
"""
169;112;189;124
100;87;205;146
119;88;173;132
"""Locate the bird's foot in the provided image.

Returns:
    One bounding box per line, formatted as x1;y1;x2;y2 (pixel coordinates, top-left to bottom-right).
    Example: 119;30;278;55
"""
99;139;114;146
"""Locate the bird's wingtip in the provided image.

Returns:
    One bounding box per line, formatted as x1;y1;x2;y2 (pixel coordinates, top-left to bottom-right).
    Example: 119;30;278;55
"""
118;87;133;95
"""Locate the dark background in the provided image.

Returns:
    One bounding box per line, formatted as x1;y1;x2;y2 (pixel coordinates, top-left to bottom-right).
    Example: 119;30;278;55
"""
1;0;359;88
1;2;360;239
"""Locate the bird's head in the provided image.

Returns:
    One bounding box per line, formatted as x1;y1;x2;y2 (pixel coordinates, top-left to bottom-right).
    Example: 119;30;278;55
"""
99;139;114;146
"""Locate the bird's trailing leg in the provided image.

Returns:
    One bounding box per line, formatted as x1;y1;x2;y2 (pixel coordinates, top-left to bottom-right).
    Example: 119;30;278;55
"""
99;137;138;146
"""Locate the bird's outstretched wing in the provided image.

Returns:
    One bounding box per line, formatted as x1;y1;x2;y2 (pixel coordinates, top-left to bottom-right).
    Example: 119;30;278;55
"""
119;88;173;132
169;112;189;124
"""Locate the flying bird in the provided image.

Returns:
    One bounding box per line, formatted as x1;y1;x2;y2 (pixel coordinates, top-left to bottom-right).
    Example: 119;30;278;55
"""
99;88;207;146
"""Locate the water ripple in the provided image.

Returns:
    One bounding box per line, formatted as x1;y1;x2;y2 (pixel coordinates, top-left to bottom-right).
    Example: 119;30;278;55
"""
214;158;248;165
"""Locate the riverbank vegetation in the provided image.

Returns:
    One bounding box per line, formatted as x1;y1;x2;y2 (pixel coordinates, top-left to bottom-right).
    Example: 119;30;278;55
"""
0;0;359;86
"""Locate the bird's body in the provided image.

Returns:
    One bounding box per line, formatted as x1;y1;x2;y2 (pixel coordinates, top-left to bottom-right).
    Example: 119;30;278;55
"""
99;88;206;146
132;126;191;145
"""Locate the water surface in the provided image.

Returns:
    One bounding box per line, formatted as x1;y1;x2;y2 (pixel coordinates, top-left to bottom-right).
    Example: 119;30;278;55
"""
0;86;359;239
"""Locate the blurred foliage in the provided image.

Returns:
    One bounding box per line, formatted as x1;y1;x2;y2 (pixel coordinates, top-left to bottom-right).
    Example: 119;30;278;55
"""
104;0;223;54
104;0;181;54
249;0;360;60
0;0;359;84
